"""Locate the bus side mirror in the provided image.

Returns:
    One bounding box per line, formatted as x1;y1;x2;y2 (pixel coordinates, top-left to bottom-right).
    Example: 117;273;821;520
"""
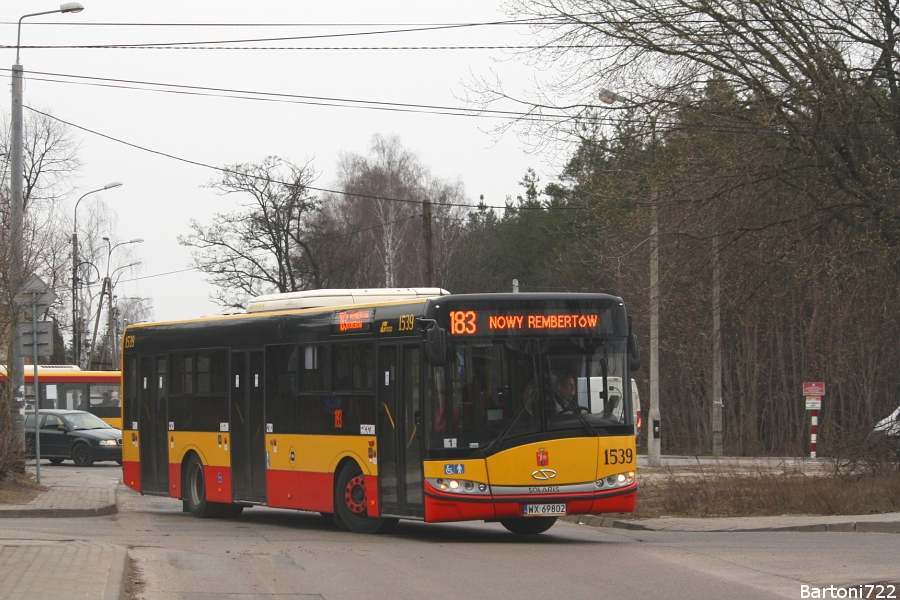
628;330;642;372
426;326;447;366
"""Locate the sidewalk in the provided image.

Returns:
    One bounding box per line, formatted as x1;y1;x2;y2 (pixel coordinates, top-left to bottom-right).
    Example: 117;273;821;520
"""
0;466;118;518
566;454;900;534
0;465;127;600
569;511;900;533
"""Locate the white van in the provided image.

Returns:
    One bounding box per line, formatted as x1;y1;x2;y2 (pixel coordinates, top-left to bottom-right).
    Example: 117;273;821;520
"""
873;405;900;439
632;379;642;441
574;377;641;439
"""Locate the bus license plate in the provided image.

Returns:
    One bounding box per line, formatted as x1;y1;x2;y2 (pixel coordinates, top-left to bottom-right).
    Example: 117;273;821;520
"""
523;503;566;516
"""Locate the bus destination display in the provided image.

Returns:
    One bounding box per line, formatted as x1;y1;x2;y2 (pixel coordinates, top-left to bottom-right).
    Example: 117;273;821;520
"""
331;309;374;334
447;309;601;336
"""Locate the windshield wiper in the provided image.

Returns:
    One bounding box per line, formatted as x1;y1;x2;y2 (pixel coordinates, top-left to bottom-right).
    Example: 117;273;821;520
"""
474;388;536;458
565;406;603;437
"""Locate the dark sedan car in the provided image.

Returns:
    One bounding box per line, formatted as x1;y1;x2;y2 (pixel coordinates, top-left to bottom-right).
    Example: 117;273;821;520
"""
24;409;122;466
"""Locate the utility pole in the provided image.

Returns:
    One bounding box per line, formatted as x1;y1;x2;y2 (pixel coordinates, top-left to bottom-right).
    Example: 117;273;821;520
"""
10;3;85;439
108;284;115;369
711;225;723;455
422;195;434;287
87;277;108;371
648;118;661;467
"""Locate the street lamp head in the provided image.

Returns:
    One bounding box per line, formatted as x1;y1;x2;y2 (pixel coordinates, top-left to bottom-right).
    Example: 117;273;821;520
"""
102;236;110;242
130;238;145;244
598;89;629;105
104;181;123;190
60;3;85;13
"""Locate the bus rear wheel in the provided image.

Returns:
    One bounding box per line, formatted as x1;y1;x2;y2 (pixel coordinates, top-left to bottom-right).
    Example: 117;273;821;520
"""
335;463;397;534
183;456;244;519
500;516;557;535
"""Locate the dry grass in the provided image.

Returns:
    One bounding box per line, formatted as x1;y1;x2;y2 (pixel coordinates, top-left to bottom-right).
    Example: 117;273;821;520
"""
0;471;46;505
125;557;147;600
630;464;900;519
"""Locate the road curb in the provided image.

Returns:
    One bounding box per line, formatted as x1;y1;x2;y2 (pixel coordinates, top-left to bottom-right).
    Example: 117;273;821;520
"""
566;515;900;533
104;545;129;600
0;503;118;518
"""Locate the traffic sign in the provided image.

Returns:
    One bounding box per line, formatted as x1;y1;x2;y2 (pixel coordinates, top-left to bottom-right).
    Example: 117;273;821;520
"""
17;321;54;357
803;381;825;396
13;274;56;308
805;396;822;410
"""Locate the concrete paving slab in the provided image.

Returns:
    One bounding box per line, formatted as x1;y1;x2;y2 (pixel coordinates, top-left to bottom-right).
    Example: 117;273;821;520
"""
0;466;118;518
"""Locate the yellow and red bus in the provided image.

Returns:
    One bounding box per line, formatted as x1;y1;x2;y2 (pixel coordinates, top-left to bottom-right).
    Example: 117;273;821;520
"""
1;366;122;429
121;289;641;534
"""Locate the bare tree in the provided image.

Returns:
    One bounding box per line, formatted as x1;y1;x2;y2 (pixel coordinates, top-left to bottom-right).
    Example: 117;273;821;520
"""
179;156;321;310
330;134;470;290
336;135;423;288
0;108;80;467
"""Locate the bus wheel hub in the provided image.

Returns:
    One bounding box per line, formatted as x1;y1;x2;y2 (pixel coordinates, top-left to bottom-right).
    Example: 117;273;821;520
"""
344;475;367;514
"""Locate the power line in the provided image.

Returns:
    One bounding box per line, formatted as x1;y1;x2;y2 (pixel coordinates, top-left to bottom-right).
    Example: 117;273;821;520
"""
7;44;585;51
27;106;590;212
119;213;444;284
16;71;894;141
0;19;540;28
5;68;575;122
0;21;535;49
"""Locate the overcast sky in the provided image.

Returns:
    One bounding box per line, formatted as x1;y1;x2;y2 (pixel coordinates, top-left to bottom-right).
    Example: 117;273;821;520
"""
3;1;549;323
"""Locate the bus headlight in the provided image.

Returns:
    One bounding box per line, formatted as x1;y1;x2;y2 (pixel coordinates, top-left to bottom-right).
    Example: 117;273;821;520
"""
428;478;491;495
596;471;636;490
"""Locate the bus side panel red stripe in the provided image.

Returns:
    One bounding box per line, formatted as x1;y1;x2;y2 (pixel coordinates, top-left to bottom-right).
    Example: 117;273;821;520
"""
591;490;636;514
365;475;379;517
169;463;182;499
267;470;334;513
204;465;233;504
122;461;140;493
424;495;497;523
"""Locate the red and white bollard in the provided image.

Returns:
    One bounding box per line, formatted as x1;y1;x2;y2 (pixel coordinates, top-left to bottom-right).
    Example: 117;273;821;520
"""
810;409;818;458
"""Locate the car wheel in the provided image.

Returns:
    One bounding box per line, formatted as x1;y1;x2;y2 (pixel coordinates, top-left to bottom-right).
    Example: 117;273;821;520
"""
48;458;64;465
334;462;397;534
72;443;94;467
500;516;557;535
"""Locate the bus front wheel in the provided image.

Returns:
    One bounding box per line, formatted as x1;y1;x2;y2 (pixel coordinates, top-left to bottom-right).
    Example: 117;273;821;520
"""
500;516;557;535
335;463;397;534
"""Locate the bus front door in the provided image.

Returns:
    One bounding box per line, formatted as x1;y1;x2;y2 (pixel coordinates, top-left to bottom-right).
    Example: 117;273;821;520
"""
377;343;424;518
139;355;169;495
231;351;267;504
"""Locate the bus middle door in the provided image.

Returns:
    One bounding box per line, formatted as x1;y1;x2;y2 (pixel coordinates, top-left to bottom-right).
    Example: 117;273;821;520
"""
231;351;267;504
377;342;424;518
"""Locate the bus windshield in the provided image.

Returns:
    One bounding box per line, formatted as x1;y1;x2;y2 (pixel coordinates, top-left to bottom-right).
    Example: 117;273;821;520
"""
428;337;631;456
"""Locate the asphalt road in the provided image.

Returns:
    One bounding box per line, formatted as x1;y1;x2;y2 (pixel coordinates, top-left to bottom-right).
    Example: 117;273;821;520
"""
7;464;900;600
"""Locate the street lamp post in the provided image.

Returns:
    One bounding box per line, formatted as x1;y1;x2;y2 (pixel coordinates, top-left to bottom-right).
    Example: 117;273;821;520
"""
9;2;84;419
71;182;122;367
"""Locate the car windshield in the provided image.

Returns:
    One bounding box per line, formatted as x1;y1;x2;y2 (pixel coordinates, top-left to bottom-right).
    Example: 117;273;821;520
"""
427;337;632;457
64;412;112;430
